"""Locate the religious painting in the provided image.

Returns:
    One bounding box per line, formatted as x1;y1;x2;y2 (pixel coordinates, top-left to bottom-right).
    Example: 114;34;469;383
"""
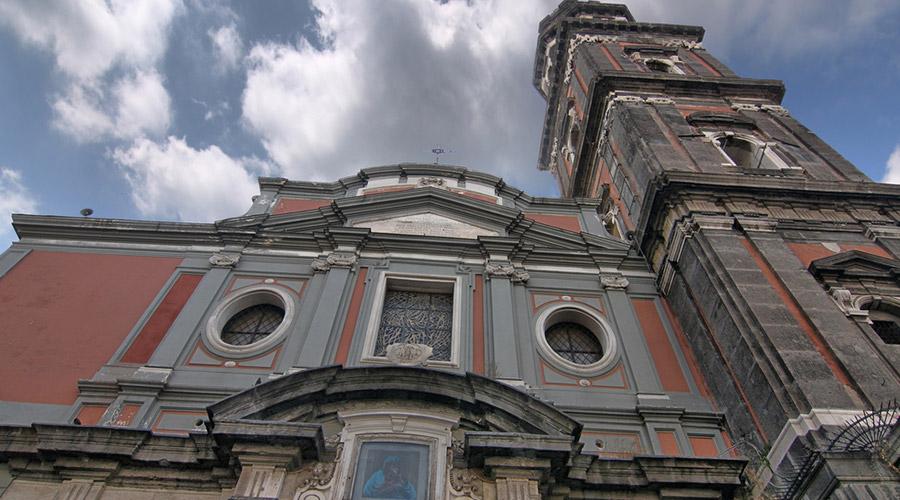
350;441;430;500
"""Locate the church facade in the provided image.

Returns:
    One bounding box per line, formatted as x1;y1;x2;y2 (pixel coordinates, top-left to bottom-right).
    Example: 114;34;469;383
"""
0;2;897;499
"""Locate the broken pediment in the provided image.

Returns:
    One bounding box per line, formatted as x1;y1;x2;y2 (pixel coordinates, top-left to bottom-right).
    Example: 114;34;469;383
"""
351;212;501;239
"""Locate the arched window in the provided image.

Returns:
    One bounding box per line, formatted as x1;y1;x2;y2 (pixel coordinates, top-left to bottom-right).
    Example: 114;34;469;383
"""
705;131;792;170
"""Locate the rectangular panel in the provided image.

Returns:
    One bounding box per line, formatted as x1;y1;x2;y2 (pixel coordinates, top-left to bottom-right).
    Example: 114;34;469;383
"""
121;273;202;364
632;298;690;392
656;430;681;456
689;435;718;457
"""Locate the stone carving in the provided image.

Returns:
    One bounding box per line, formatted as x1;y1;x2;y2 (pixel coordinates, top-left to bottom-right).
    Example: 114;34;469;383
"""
449;467;487;499
385;343;433;366
451;439;465;459
829;288;868;318
311;252;358;272
760;104;789;115
417;177;446;188
209;253;240;268
731;103;760;112
645;97;674;105
485;262;529;282
294;444;342;500
600;274;629;290
548;137;559;168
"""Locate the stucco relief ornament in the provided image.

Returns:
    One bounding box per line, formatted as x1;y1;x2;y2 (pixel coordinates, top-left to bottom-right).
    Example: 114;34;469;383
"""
417;177;447;189
312;252;358;272
829;288;868;318
449;466;488;499
600;274;629;290
294;443;342;500
209;253;240;268
386;343;433;366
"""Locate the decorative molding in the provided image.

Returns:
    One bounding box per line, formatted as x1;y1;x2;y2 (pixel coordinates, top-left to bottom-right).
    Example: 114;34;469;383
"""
564;34;619;85
311;252;358;272
730;103;760;112
760;104;789;115
829;288;869;318
209;253;241;268
865;223;900;241
600;274;629;290
735;216;778;233
385;343;433;366
417;177;447;189
690;215;735;231
645;97;674;105
485;261;529;282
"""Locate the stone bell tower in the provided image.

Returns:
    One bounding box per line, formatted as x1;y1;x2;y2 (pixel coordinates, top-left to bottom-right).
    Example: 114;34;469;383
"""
535;0;900;496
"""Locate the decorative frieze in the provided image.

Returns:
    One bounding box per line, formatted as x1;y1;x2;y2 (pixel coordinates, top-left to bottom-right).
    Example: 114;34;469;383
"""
600;274;629;290
209;253;241;268
311;252;358;272
417;176;447;189
485;261;530;283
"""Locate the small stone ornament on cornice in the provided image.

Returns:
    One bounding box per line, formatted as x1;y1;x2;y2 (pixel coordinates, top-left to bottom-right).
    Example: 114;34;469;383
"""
311;252;358;272
731;103;760;112
760;104;789;115
209;253;241;268
417;177;447;189
485;261;530;283
600;274;629;290
385;343;433;366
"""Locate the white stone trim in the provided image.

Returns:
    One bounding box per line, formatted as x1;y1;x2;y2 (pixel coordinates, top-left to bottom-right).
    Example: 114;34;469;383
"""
759;408;866;488
533;302;619;377
702;131;796;171
204;284;297;358
360;272;463;368
331;408;458;500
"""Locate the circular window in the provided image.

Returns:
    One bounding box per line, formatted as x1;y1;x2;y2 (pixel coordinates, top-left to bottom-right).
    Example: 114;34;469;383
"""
205;284;296;357
546;322;603;365
221;303;285;346
534;303;618;377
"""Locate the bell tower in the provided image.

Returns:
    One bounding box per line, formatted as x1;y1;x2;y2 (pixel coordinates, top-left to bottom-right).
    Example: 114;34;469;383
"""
535;1;900;496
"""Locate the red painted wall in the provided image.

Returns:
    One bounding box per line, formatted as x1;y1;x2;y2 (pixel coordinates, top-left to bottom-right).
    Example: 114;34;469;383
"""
0;250;182;404
632;298;690;393
526;213;582;233
120;273;202;364
787;242;891;268
272;197;332;215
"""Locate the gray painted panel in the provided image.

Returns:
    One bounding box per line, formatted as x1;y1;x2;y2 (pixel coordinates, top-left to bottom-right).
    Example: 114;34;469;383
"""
488;277;520;379
0;401;70;425
605;289;663;394
296;267;351;367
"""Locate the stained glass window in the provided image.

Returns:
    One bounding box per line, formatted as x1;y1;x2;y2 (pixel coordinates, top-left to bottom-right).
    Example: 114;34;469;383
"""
546;322;603;365
221;303;285;346
375;290;453;361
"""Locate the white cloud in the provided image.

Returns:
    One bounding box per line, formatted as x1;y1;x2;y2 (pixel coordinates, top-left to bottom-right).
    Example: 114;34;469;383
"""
882;145;900;184
113;70;172;139
241;0;557;189
0;0;182;143
112;137;265;222
209;23;244;72
0;168;38;244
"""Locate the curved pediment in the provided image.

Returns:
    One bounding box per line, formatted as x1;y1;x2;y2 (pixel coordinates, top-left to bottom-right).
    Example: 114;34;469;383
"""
207;365;581;438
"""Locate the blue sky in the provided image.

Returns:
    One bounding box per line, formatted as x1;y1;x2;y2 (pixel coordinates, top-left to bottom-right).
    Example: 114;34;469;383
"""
1;0;899;250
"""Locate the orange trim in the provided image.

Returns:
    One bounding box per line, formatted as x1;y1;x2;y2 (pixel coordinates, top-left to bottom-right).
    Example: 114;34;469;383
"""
448;189;498;204
272;198;331;215
362;185;415;196
525;213;582;233
675;104;733;118
334;267;369;365
632;299;690;392
689;435;718;457
682;276;769;443
75;404;108;426
688;51;721;77
600;44;623;71
472;275;485;375
740;237;855;389
656;431;681;455
662;298;714;404
121;273;203;364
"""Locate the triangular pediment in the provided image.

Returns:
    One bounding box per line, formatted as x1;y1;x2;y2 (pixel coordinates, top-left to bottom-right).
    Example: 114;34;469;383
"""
351;211;501;239
809;250;900;280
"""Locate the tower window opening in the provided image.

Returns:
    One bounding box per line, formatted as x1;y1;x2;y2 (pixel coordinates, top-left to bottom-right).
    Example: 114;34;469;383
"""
865;304;900;345
706;131;793;170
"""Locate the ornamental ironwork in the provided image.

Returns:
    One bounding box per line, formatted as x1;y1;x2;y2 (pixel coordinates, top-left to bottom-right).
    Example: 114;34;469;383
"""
375;290;453;361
